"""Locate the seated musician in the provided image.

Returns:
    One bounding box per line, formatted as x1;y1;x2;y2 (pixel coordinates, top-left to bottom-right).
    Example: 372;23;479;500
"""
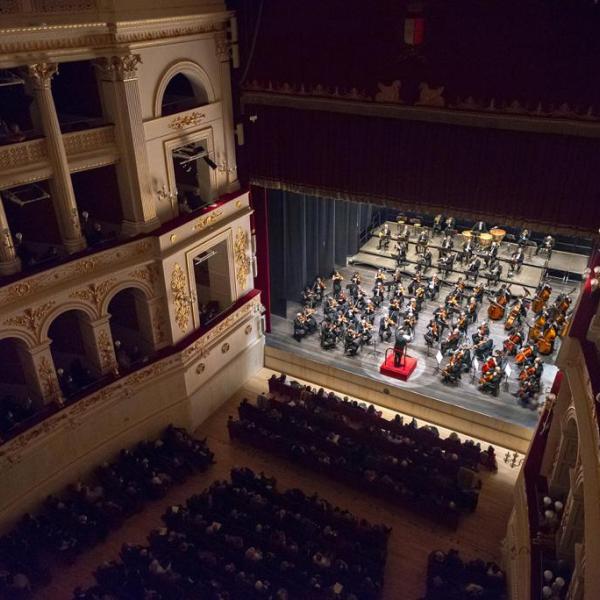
485;241;500;267
515;377;538;406
426;273;441;300
487;258;503;284
414;285;426;311
461;238;474;263
472;281;487;303
301;286;316;308
344;328;361;356
465;257;481;281
479;367;503;396
303;308;318;333
377;223;391;250
375;268;386;286
471;220;488;234
320;321;337;349
406;296;419;318
388;298;402;321
418;247;433;272
441;349;462;383
432;213;444;235
434;304;449;333
332;270;344;296
312;276;326;303
466;296;479;323
471;320;490;344
364;300;376;323
439;233;454;258
324;296;338;317
503;327;524;355
517;228;530;248
444;216;456;233
359;318;373;345
536;234;555;257
350;271;361;285
456;311;469;334
416;230;429;254
459;344;473;372
394;242;407;266
473;336;494;360
508;247;524;275
293;312;308;342
408;271;423;295
441;328;461;355
397;223;410;242
372;282;385;307
438;252;455;277
379;316;395;342
424;319;441;347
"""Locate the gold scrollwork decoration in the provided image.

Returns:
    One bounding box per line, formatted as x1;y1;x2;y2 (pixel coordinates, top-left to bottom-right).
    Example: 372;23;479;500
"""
38;356;60;402
245;324;252;335
170;263;191;332
221;342;230;354
196;363;206;374
97;330;115;371
234;227;251;290
4;300;56;336
192;209;223;232
168;111;207;130
69;279;115;312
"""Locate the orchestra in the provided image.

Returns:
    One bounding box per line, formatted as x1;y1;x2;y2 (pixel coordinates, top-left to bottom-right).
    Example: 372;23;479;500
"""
289;212;578;410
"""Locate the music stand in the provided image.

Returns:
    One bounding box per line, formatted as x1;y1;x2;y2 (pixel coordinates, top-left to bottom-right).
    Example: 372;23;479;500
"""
435;350;443;374
472;357;480;384
503;363;512;392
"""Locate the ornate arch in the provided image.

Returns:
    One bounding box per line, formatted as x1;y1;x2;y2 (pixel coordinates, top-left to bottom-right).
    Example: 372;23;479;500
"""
0;330;36;349
39;302;97;343
154;60;216;118
101;281;153;317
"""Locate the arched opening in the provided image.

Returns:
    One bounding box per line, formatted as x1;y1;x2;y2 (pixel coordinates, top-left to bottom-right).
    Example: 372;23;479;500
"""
48;309;97;398
107;287;154;370
0;337;37;436
160;73;209;116
552;417;579;494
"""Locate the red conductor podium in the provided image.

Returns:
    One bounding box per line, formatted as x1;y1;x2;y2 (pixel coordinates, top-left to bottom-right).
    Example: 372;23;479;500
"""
379;347;417;381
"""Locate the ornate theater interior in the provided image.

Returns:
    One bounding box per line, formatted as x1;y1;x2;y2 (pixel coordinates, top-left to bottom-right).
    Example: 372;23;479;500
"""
0;1;599;599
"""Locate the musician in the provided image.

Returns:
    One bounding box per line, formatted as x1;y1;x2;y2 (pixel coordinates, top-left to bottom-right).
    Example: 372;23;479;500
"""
332;270;344;296
350;271;361;286
403;312;417;335
466;257;481;281
392;267;403;284
394;326;412;367
379;315;395;342
515;377;538;406
444;216;456;233
347;279;360;301
324;296;338;317
364;300;376;324
461;237;474;264
536;234;555;258
390;282;405;305
388;298;402;321
459;344;473;372
472;321;490;344
414;285;426;311
471;220;488;234
426;273;441;300
456;311;469;334
378;223;391;250
397;223;410;243
312;276;326;303
438;252;455;277
293;312;308;342
408;272;424;295
303;308;318;333
424;319;441;347
515;342;538;367
473;336;494;361
417;247;433;273
466;297;479;323
441;328;461;355
320;321;337;349
439;233;454;258
508;247;524;275
344;328;361;356
375;268;386;286
372;282;385;308
301;286;316;308
485;241;500;267
416;230;429;254
441;355;461;384
432;214;444;235
503;327;524;355
517;228;530;248
472;281;487;304
359;318;373;345
394;242;408;266
434;305;450;334
487;258;503;285
479;366;502;396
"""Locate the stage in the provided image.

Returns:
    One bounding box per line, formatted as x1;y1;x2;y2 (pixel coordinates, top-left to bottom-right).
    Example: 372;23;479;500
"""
267;262;584;430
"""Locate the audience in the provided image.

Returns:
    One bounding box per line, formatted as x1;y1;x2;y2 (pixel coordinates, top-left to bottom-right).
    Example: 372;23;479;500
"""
0;425;214;599
74;467;390;600
0;395;35;440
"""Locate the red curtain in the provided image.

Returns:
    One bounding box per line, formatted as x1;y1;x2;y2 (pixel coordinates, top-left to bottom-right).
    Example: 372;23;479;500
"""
244;104;600;235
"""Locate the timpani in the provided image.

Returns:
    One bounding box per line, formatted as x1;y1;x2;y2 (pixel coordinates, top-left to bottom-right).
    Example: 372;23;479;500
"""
490;228;506;243
479;232;493;247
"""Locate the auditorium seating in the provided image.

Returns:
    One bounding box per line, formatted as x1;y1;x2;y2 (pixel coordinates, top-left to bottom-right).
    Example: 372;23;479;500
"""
228;373;497;529
422;549;506;600
0;426;214;599
73;467;390;600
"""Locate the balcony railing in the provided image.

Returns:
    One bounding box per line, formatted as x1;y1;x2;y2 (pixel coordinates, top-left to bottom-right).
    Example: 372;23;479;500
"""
0;137;47;171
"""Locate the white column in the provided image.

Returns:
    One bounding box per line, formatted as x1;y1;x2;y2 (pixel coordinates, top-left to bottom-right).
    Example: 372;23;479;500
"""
95;55;160;235
26;62;86;254
29;342;63;405
0;197;21;275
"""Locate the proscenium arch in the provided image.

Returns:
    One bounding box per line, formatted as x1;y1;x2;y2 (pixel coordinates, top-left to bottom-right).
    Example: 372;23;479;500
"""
154;60;216;118
101;280;154;317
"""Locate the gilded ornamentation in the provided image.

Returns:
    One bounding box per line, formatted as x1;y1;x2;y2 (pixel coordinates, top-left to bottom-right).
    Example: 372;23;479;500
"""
221;342;230;354
245;324;253;335
0;139;48;171
196;363;206;374
168;111;207;130
32;0;96;11
234;227;251;290
26;62;58;89
74;258;97;273
4;301;55;336
97;330;114;371
95;55;142;81
63;126;115;156
129;264;157;288
38;356;60;401
215;31;230;60
170;263;191;332
69;279;115;311
192;210;223;232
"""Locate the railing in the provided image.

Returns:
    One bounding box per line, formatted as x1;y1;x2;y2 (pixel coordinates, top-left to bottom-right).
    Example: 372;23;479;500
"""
62;124;115;156
31;0;98;13
0;137;47;171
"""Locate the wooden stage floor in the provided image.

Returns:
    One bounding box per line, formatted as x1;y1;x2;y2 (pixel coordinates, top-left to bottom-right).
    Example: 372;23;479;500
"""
35;369;519;600
267;260;583;430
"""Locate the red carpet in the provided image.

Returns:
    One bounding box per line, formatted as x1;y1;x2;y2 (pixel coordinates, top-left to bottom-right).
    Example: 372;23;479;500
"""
379;353;418;381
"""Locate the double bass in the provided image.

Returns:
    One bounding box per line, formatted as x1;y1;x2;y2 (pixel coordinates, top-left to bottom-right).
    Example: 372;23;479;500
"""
505;298;527;331
503;330;524;355
531;283;552;314
488;286;510;321
536;323;557;356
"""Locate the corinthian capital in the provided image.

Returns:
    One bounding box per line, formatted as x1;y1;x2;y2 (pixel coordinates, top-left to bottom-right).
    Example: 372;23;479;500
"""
95;54;142;81
26;62;58;89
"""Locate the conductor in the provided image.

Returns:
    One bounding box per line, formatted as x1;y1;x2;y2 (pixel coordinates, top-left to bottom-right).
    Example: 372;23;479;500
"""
394;326;412;368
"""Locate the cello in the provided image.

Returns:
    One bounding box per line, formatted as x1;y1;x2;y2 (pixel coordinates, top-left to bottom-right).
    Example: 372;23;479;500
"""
531;283;552;314
504;300;524;331
487;286;510;321
536;323;557;355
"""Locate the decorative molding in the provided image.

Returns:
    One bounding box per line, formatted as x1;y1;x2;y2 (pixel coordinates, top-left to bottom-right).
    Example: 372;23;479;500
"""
32;0;96;11
129;264;158;288
95;54;142;82
196;362;206;374
37;356;59;401
25;62;58;89
152;305;167;344
0;138;48;171
215;30;230;60
221;342;230;354
97;330;114;371
192;209;223;232
63;126;116;156
4;301;55;336
170;263;191;332
234;227;251;290
69;279;115;312
168;111;207;130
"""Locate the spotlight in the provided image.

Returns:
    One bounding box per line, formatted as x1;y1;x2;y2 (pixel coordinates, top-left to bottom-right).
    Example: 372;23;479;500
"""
202;155;218;170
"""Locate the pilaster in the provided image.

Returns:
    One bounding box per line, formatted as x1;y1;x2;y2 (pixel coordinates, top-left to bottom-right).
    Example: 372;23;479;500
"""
25;62;86;254
28;342;63;405
78;316;117;376
95;55;160;235
0;197;21;275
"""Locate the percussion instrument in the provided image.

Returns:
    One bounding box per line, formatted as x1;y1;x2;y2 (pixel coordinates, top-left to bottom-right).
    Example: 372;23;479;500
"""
462;230;473;242
479;233;493;248
490;228;506;243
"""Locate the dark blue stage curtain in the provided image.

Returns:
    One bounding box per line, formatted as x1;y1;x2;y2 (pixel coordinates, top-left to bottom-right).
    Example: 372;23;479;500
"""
267;189;372;317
